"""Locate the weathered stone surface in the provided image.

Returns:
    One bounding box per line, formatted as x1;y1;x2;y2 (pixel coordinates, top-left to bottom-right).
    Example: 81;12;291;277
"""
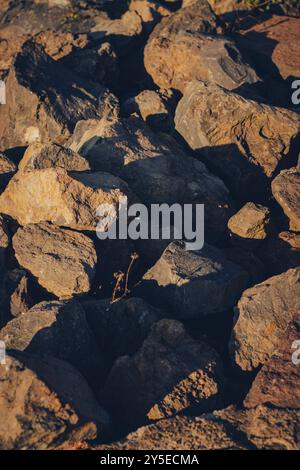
175;80;300;198
144;1;258;92
123;89;174;130
0;215;9;282
230;268;300;371
0;351;110;450
0;168;134;231
19;142;90;172
91;10;143;53
13;223;97;298
81;297;162;362
0;152;16;192
4;269;32;318
136;241;249;319
272;167;300;231
237;15;300;80
258;231;300;275
0;300;102;379
0;40;117;148
97;404;300;450
207;0;245;14
101;319;224;427
129;0;173;31
69;115;232;239
244;316;300;409
228;202;270;240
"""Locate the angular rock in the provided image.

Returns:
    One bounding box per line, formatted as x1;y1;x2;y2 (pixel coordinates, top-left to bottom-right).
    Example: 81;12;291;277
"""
175;80;300;198
101;319;224;427
0;168;134;231
230;268;300;371
244;315;300;409
0;215;9;281
13;223;97;298
144;1;258;92
136;241;249;319
69;115;232;239
81;297;161;362
223;247;266;285
258;231;300;275
0;152;16;192
272;167;300;231
0;351;110;450
19;142;90;172
4;269;32;318
228;202;270;240
0;40;117;148
207;0;245;14
0;300;102;380
96;403;300;450
129;0;173;31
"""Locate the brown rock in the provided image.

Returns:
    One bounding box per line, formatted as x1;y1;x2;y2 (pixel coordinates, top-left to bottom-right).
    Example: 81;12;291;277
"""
0;152;16;192
19;142;90;172
0;300;102;381
136;241;249;319
230;268;300;371
207;0;245;14
0;40;117;148
129;0;173;30
69;115;232;240
96;404;300;450
175;80;300;198
144;1;258;92
0;351;110;450
13;223;97;299
0;168;134;231
228;202;270;240
272;167;300;231
244;316;300;409
101;319;224;427
5;269;32;318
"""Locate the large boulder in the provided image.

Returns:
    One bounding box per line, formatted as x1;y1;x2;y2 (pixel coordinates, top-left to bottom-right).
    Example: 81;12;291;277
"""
0;40;118;148
136;241;249;319
230;268;300;371
0;351;110;450
272;167;300;231
244;315;300;409
96;404;300;450
101;319;224;427
175;80;300;199
13;223;97;298
0;168;134;231
0;300;103;381
69;115;232;239
144;1;258;92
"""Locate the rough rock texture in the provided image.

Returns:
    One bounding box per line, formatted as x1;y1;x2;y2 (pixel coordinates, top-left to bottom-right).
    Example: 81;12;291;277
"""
0;300;102;380
258;231;300;275
272;167;300;231
19;142;91;172
230;268;300;371
0;168;134;231
0;40;117;148
244;316;300;409
13;223;97;298
144;1;258;92
136;241;249;319
228;202;270;240
207;0;245;14
69;115;232;239
97;404;300;450
101;319;224;427
4;269;32;318
175;80;300;198
0;351;110;450
81;297;161;363
0;152;16;192
129;0;173;31
237;15;300;80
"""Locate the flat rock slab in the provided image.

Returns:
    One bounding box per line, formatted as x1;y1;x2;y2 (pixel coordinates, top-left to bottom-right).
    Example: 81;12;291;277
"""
175;80;300;199
136;241;249;319
13;223;97;298
0;351;110;450
230;268;300;371
101;319;224;427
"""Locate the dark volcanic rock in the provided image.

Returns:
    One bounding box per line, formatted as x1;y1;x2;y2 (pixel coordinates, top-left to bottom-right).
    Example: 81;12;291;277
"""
101;319;224;427
0;351;110;450
136;241;249;319
0;39;118;148
175;80;300;199
258;231;300;276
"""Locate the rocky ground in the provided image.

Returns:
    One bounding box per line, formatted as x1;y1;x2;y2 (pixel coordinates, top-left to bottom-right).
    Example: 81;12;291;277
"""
0;0;300;451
